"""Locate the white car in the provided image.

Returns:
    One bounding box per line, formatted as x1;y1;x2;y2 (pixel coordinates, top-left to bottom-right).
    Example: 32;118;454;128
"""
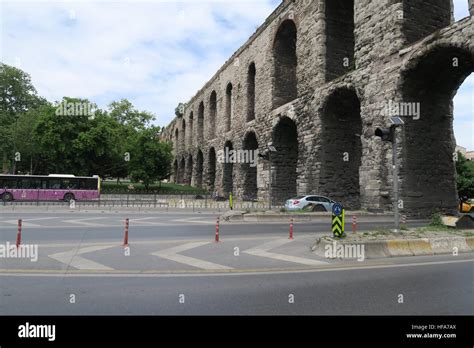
285;195;337;212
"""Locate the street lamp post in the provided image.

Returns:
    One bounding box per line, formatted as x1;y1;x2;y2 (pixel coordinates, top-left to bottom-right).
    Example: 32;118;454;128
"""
375;116;404;234
259;143;277;211
268;151;272;211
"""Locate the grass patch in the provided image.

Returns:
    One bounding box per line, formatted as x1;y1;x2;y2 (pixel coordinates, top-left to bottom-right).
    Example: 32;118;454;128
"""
102;181;208;194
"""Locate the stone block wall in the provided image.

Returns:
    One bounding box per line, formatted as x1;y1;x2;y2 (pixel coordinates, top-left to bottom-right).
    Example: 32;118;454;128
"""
163;0;474;217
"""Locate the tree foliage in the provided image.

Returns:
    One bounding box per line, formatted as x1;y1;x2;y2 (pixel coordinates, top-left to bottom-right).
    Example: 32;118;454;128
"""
456;152;474;198
0;64;172;185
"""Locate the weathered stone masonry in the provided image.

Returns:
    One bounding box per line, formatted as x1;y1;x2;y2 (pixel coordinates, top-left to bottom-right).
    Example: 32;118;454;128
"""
163;0;474;217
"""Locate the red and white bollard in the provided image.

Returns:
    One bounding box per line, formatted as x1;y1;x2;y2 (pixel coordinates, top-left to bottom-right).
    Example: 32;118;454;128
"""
352;215;357;233
401;215;407;225
123;218;129;247
16;219;22;249
289;218;294;240
215;217;220;243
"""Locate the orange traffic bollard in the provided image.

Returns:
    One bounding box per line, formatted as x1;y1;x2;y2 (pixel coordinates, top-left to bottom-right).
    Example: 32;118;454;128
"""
123;218;129;247
289;218;294;240
215;217;220;242
16;219;22;249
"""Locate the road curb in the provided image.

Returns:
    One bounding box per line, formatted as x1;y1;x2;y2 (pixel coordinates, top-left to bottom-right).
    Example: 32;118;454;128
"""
229;212;395;222
312;235;474;259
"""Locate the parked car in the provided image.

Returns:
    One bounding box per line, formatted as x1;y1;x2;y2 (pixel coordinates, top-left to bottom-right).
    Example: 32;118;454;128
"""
285;195;337;212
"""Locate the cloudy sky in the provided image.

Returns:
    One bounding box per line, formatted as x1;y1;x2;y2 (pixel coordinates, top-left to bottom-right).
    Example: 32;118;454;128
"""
1;0;473;149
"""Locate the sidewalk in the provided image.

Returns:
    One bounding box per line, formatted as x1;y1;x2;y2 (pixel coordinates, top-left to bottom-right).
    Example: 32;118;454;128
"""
312;228;474;259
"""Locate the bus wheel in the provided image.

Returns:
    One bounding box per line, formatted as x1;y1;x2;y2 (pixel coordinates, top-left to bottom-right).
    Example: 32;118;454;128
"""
64;193;75;202
2;192;13;202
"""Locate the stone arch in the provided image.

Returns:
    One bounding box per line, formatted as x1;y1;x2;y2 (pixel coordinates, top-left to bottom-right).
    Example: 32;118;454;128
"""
195;149;204;189
399;44;474;216
189;111;194;147
325;0;355;81
185;154;193;186
208;147;217;191
222;140;234;197
225;83;233;132
182;119;186;151
242;131;259;199
271;117;298;204
247;63;256;121
320;87;362;209
174;128;179;153
273;19;297;109
178;157;185;184
402;0;452;45
198;102;205;143
209;91;217;138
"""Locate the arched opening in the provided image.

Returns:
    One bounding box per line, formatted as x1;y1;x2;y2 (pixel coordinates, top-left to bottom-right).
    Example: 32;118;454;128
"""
273;20;297;109
198;102;205;143
222;141;234;197
242;132;259;200
320;88;362;209
189;111;194;147
185;154;193;186
225;83;233;132
454;0;471;20
208;147;216;191
271;117;298;204
325;0;355;81
173;159;178;184
402;0;452;45
400;45;474;216
178;157;185;184
174;129;179;153
182;119;186;151
247;63;256;121
209;91;217;138
196;150;204;189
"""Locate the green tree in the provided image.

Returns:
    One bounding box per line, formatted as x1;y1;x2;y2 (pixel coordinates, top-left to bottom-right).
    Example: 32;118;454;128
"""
33;98;93;175
128;126;173;189
108;99;155;130
456;152;474;198
0;63;45;172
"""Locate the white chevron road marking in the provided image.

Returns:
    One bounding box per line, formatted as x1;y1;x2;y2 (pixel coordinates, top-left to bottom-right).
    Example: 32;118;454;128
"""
152;242;233;270
244;239;328;266
61;217;108;227
3;217;57;227
48;245;115;270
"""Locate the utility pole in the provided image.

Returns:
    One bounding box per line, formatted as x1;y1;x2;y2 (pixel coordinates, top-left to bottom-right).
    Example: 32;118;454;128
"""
392;127;400;233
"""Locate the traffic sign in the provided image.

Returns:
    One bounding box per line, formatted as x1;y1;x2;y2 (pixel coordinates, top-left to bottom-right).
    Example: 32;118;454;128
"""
332;203;343;217
332;208;345;238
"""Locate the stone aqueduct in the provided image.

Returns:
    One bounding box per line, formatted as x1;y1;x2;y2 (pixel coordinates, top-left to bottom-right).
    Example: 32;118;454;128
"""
163;0;474;216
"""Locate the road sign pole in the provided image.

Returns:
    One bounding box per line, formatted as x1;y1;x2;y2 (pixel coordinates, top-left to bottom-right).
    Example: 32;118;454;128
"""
392;128;400;233
268;153;272;211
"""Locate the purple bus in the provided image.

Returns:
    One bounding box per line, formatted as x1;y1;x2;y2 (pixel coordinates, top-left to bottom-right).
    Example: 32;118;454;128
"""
0;174;101;202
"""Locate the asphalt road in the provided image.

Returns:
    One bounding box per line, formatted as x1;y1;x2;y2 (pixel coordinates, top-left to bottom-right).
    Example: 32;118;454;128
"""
0;255;472;315
0;210;471;316
0;212;427;243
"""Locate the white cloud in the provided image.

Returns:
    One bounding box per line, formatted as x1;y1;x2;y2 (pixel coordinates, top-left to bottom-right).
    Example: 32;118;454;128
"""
1;0;472;150
1;0;278;125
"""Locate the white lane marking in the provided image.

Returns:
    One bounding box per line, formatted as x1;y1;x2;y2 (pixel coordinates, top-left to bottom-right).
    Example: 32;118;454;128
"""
3;217;57;227
129;217;169;226
48;245;115;270
61;217;108;227
1;258;472;278
244;239;328;266
171;218;215;224
152;242;233;270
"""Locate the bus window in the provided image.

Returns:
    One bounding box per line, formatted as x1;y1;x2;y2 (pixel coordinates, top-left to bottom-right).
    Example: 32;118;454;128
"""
48;179;61;189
